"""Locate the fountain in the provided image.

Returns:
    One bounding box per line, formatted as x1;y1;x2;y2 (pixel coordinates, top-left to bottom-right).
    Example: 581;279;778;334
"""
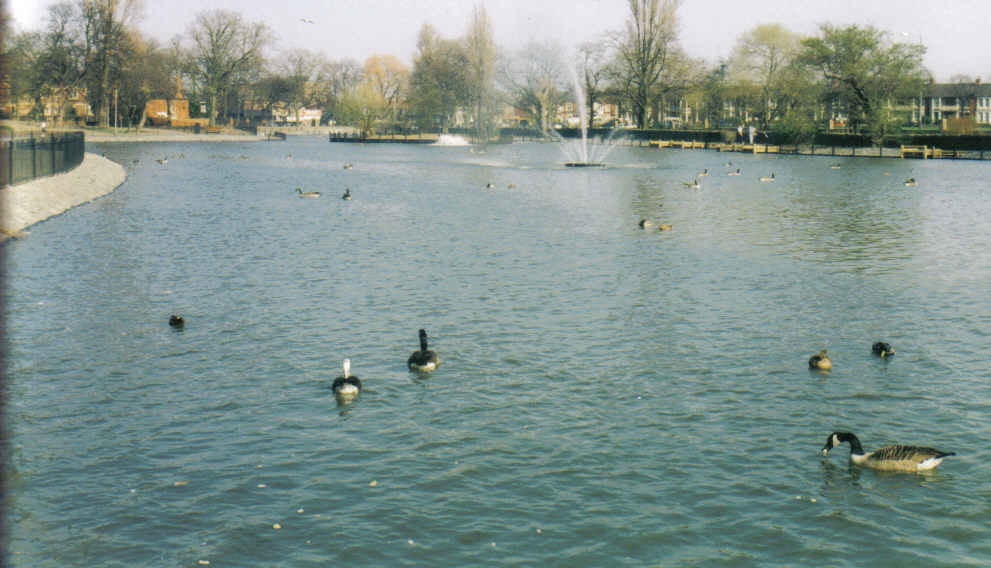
558;64;621;168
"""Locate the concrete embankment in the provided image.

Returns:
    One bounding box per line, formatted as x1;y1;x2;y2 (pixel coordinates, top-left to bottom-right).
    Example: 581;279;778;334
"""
1;152;126;242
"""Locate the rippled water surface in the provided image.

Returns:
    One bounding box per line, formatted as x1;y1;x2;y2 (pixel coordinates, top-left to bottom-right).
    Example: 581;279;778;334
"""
5;138;991;566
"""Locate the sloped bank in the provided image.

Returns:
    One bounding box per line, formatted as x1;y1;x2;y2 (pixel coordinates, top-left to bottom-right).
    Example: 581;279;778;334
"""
1;153;126;242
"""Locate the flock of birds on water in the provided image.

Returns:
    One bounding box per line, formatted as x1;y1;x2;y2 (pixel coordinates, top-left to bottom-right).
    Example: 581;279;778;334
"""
159;157;948;474
637;162;919;232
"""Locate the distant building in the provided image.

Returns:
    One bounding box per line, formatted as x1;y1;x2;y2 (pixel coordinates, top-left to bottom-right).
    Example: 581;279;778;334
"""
915;80;991;128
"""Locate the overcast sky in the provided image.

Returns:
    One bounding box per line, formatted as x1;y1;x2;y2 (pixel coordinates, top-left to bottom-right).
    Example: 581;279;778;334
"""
8;0;990;81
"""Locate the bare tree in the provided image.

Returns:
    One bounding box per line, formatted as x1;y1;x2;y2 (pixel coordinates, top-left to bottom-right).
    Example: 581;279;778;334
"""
576;38;612;127
187;9;271;126
613;0;681;128
80;0;144;127
464;5;497;142
499;41;569;133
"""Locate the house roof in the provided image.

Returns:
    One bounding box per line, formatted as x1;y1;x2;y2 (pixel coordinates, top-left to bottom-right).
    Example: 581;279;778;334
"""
926;82;991;97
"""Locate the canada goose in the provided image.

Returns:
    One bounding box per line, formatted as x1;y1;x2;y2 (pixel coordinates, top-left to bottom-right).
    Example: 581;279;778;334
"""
156;157;168;165
332;358;362;398
342;188;352;200
830;163;842;169
169;315;185;328
408;329;440;372
343;163;353;170
759;173;775;182
872;342;895;358
296;188;321;198
639;219;654;229
820;431;955;472
809;349;831;371
683;179;701;189
727;168;741;176
485;183;495;189
697;168;710;177
904;178;917;187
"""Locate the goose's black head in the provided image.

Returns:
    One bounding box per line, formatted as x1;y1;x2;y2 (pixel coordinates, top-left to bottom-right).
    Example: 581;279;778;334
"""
872;342;894;357
821;432;863;456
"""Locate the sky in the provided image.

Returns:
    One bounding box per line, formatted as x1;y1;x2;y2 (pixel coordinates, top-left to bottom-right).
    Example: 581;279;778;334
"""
7;0;991;82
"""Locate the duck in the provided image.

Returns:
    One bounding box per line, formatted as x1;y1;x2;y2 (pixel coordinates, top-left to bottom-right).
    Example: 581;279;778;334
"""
808;349;831;371
872;341;895;358
408;329;440;372
759;172;775;182
342;188;352;200
343;162;353;170
904;177;917;187
820;431;955;472
697;168;710;177
727;168;741;176
296;188;321;198
169;315;185;328
507;183;516;189
638;219;654;229
156;157;168;165
332;358;362;398
829;163;842;169
683;178;701;189
658;224;674;231
485;182;495;189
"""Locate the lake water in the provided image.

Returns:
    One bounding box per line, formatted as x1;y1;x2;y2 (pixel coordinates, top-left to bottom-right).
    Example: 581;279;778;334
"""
5;137;991;566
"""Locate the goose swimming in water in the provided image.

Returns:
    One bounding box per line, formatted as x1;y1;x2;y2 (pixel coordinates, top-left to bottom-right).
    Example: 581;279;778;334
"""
820;431;955;472
809;349;832;371
727;168;741;176
408;329;440;372
342;188;352;200
683;178;701;189
904;178;917;187
872;341;895;358
332;358;362;398
697;168;710;177
485;182;495;189
296;188;321;198
759;172;775;182
638;219;654;229
343;162;353;170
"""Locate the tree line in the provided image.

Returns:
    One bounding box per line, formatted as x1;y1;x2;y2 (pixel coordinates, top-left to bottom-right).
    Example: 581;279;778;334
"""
2;0;935;145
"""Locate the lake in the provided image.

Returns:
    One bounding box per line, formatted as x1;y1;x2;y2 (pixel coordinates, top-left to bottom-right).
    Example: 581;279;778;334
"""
5;137;990;566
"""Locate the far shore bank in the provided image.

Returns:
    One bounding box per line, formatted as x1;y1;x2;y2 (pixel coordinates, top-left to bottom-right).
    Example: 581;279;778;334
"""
1;152;126;242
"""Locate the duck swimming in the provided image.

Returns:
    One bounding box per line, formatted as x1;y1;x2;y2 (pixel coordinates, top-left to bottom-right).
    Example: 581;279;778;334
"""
638;219;654;229
296;188;321;198
727;168;741;176
904;178;917;187
342;188;352;200
872;341;895;358
332;358;362;398
820;431;955;472
169;315;185;328
683;179;701;189
408;329;440;372
809;349;832;370
759;172;775;182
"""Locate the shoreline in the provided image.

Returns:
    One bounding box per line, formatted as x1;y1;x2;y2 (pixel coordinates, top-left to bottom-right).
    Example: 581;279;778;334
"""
84;129;263;143
1;152;126;242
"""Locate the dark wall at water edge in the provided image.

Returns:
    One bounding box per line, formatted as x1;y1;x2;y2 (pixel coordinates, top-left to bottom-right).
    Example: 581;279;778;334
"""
509;127;991;150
